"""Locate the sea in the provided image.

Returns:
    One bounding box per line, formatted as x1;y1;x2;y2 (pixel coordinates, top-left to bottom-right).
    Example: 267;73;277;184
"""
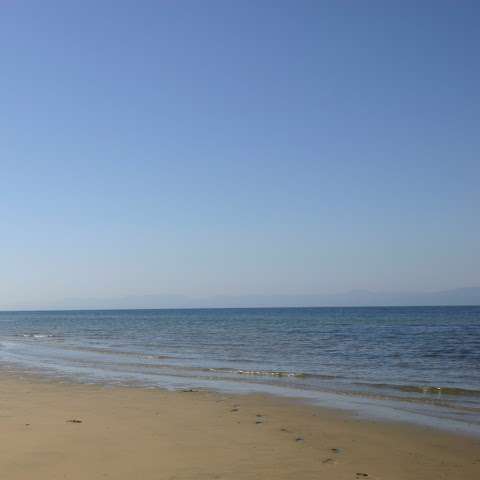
0;306;479;436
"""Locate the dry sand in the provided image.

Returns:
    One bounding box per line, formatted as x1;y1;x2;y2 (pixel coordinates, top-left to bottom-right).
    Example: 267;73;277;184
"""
0;374;479;479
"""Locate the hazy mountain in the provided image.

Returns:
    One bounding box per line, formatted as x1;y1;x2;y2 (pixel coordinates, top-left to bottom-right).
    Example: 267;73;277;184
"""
3;287;479;310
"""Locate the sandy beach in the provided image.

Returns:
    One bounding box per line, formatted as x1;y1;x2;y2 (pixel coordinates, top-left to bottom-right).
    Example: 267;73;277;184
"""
0;374;478;480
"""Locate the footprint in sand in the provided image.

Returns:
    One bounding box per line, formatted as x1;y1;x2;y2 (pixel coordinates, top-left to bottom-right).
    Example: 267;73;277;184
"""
255;414;265;423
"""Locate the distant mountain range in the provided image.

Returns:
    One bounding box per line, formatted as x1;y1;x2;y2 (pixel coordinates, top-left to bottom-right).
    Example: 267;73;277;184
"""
5;287;480;310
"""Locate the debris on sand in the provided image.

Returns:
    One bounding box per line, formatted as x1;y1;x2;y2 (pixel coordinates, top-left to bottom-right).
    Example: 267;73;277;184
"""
67;419;83;423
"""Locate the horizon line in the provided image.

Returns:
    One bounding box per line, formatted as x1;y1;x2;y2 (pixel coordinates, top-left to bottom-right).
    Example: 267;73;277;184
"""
1;304;479;313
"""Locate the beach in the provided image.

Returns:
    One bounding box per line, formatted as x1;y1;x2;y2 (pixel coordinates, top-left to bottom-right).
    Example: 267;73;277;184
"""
1;373;479;480
1;307;479;435
3;1;479;477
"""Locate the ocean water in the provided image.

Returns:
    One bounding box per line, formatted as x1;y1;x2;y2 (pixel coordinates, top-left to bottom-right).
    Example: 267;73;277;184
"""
0;306;479;435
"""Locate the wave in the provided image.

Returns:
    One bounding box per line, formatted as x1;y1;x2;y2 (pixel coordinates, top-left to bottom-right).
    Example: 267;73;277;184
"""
354;382;480;397
204;368;337;380
7;339;179;361
19;333;61;339
69;346;177;360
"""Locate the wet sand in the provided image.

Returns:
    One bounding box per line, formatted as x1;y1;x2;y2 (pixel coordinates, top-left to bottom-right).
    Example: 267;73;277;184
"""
0;374;479;479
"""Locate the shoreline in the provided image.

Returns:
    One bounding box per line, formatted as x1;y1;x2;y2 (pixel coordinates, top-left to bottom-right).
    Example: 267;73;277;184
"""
2;360;479;440
2;306;478;442
1;372;479;479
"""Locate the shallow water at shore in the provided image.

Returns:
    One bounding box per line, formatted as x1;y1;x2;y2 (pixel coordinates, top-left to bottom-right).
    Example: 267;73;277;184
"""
0;306;479;435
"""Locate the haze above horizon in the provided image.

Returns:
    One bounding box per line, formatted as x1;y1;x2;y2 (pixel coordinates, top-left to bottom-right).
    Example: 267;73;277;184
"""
1;1;479;309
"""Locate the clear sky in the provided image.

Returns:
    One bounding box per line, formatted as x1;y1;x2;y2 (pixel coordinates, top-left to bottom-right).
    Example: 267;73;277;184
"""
1;1;479;307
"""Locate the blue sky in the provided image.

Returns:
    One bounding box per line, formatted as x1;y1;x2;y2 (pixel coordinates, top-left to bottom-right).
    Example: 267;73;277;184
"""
1;1;479;307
